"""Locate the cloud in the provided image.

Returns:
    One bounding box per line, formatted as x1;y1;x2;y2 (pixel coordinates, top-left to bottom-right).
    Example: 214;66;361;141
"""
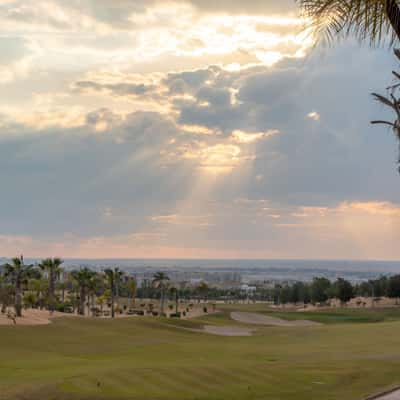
75;81;157;97
307;111;320;121
1;2;400;259
231;129;280;143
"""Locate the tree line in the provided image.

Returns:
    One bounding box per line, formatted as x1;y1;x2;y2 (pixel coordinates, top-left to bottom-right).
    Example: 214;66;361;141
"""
3;256;400;318
0;256;141;318
257;276;400;306
0;257;214;318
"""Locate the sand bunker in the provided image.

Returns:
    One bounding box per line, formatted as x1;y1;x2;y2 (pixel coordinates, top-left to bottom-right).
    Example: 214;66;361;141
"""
0;309;75;326
230;312;322;327
187;325;254;336
202;325;254;336
369;389;400;400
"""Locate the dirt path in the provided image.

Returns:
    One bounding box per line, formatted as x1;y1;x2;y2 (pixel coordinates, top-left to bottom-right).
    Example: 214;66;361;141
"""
367;389;400;400
377;392;400;399
0;309;76;326
230;312;322;327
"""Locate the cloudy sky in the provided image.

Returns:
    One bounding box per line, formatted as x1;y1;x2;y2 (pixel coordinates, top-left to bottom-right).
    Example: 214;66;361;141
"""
1;0;400;260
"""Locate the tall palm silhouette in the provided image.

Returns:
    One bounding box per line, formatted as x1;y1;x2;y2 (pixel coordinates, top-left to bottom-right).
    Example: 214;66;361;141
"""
71;268;96;316
5;255;34;317
39;258;63;314
152;272;170;316
104;268;124;318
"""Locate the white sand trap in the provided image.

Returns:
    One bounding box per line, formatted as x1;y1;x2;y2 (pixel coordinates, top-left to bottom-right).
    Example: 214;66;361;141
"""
202;325;254;336
231;312;322;327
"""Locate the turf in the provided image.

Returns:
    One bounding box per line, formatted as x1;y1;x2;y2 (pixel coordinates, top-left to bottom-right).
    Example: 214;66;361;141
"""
1;307;400;400
216;303;400;324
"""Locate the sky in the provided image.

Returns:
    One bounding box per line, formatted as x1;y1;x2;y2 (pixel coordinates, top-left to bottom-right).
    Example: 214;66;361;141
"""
1;0;400;260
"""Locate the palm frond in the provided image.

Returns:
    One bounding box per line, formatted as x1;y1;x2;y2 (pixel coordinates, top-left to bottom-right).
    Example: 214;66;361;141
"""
297;0;400;46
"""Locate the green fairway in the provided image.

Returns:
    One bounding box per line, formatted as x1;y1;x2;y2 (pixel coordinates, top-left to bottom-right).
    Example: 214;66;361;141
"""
214;304;400;324
1;307;400;400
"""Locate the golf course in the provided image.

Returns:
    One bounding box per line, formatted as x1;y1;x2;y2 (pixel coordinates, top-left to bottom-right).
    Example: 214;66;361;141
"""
1;305;400;400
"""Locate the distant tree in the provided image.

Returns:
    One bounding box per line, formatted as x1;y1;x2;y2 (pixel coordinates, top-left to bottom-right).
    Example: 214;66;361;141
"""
152;272;170;316
126;277;137;309
71;268;96;316
169;286;179;314
388;275;400;302
39;258;63;314
28;278;48;309
310;277;331;304
196;281;209;301
0;276;13;314
96;295;107;313
23;292;37;309
88;274;101;317
57;281;67;304
5;256;35;317
334;278;354;304
104;268;124;318
273;284;282;305
357;281;373;297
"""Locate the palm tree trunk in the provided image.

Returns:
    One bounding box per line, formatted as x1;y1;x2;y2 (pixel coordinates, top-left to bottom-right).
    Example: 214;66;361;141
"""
15;279;22;317
91;293;96;317
386;0;400;40
49;270;55;314
111;292;115;318
160;286;165;316
79;286;85;315
110;277;115;318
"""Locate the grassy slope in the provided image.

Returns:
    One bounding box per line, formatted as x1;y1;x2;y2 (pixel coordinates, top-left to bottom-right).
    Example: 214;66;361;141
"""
1;308;400;400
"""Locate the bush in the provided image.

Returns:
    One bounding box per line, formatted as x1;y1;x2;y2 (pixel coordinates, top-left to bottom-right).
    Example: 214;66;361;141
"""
55;303;73;313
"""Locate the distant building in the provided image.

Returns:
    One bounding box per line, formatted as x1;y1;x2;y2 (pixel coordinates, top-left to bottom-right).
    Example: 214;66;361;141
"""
240;284;257;292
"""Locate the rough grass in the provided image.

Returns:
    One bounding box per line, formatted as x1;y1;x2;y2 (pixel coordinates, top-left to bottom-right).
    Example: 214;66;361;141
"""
1;306;400;400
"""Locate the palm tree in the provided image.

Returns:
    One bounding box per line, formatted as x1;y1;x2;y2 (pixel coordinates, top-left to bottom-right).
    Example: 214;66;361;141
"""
126;277;137;309
104;268;124;318
152;272;170;316
4;255;34;317
297;1;400;168
87;274;101;317
169;286;179;314
297;1;400;45
0;276;13;314
371;48;400;167
39;258;63;314
57;282;67;304
71;268;96;316
28;278;48;309
197;282;209;302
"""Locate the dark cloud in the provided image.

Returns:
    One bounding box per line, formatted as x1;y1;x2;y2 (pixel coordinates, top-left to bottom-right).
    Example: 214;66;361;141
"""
75;80;157;97
1;37;400;251
0;111;187;236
